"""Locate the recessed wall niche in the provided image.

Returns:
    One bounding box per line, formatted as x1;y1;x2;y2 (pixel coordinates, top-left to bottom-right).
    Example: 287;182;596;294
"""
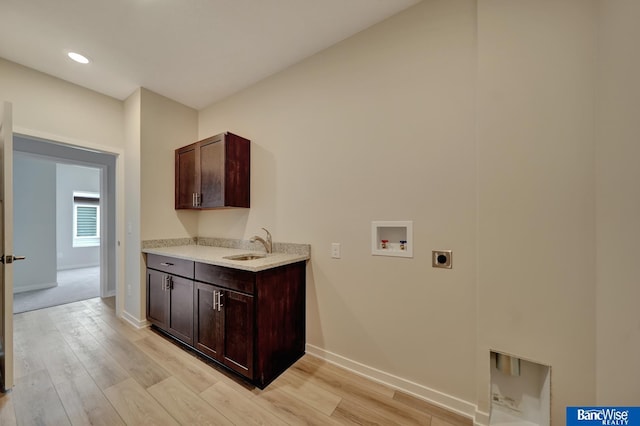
371;221;413;258
490;351;551;426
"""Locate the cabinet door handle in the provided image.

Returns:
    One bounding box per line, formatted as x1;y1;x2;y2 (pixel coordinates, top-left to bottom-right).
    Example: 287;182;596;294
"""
211;290;223;311
162;275;173;291
192;192;196;207
160;262;173;267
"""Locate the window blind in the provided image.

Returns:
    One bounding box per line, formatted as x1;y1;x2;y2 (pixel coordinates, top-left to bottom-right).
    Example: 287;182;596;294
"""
76;206;98;237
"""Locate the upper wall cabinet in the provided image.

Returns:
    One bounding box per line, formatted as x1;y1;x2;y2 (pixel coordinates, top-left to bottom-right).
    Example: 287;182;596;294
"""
175;132;250;209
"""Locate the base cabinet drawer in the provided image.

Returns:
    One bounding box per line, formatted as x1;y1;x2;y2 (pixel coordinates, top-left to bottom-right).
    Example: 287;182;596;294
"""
195;262;254;294
147;254;194;279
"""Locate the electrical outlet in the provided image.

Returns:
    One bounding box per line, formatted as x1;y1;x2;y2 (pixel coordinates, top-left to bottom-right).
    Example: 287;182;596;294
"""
331;243;341;259
432;250;452;269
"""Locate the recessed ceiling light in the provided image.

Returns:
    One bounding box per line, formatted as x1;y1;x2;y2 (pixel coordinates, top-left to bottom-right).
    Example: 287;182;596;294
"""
67;52;90;64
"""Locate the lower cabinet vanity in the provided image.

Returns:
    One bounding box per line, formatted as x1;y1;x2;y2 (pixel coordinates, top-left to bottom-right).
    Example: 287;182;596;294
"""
146;253;306;388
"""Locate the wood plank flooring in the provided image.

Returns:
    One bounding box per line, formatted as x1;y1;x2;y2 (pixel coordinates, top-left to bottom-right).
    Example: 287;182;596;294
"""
0;297;473;426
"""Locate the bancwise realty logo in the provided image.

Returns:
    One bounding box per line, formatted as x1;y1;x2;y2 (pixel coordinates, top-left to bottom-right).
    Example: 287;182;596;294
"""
567;407;640;426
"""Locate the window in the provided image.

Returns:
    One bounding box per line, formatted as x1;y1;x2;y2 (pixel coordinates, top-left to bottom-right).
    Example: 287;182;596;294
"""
73;192;100;247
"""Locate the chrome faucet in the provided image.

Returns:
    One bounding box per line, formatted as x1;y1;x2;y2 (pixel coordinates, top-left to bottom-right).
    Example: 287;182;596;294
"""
250;228;272;254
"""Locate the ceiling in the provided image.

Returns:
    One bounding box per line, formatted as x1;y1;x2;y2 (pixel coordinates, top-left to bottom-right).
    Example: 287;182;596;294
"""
0;0;421;110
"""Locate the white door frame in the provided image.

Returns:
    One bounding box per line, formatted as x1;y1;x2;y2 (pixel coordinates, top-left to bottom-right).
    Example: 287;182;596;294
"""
12;127;125;318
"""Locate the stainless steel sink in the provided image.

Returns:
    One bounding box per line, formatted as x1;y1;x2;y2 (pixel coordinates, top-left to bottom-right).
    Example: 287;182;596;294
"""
223;254;266;261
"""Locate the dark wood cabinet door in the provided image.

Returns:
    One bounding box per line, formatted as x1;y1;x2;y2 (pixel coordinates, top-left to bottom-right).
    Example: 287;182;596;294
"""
167;275;194;345
199;137;224;208
175;143;198;209
222;290;254;378
147;269;168;330
194;283;222;360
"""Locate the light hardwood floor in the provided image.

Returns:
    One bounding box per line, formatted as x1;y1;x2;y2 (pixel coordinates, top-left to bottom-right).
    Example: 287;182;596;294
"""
0;297;472;426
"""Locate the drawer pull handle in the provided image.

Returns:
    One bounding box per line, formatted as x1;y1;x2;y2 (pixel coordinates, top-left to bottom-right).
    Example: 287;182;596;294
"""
160;262;174;267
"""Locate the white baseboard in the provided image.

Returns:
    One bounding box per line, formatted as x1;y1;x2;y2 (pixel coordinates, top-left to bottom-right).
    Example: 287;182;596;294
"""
120;309;150;329
101;289;116;298
475;410;490;426
13;282;57;293
58;263;100;271
305;344;477;422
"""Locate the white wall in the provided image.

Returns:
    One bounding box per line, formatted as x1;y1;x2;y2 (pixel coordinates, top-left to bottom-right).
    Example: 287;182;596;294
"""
140;89;198;241
476;0;598;422
0;58;123;149
197;0;479;410
595;0;640;403
123;89;142;319
123;88;198;322
13;152;57;293
1;57;127;314
192;0;640;423
56;163;100;270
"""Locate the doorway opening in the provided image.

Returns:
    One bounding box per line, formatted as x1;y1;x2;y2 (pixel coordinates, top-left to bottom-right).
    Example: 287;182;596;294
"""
11;135;117;313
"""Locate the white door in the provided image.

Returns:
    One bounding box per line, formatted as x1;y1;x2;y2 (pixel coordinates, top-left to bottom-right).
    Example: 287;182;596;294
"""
0;101;21;391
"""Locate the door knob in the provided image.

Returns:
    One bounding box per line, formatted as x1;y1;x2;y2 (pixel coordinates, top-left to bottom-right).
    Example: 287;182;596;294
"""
0;254;26;264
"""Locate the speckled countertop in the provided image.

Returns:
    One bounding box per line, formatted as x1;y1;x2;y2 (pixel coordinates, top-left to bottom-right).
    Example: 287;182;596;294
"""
142;243;309;272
